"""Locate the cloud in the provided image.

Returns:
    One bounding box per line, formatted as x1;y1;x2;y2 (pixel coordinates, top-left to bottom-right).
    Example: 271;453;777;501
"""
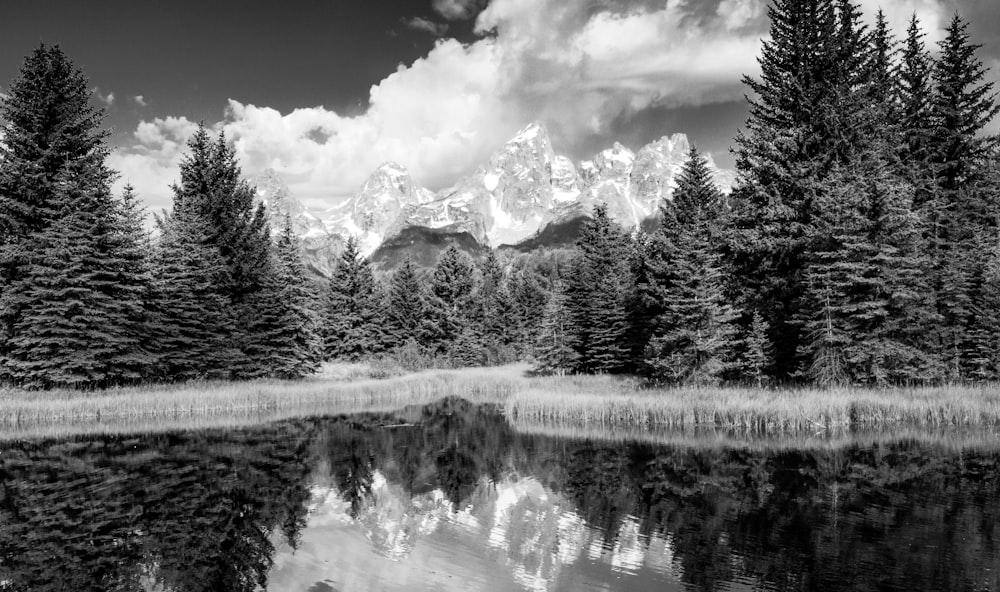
404;16;449;36
109;116;201;213
856;0;949;43
113;0;954;215
432;0;485;21
93;88;115;106
133;95;148;107
112;40;514;212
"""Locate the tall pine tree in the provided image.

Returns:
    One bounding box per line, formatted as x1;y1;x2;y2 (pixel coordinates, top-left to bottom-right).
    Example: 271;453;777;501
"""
729;0;871;380
148;207;240;381
643;148;739;385
324;237;386;360
566;204;633;374
241;219;323;378
385;256;428;347
0;45;153;387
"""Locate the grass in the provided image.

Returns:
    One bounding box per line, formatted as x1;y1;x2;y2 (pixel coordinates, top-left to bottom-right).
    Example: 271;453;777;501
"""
504;379;1000;432
511;420;1000;452
2;365;1000;441
0;365;524;440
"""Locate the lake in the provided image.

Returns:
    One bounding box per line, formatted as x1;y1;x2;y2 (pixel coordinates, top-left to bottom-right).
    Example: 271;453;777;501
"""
1;397;997;591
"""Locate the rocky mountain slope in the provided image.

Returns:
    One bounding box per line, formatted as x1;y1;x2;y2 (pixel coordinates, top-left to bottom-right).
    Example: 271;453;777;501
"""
255;123;734;272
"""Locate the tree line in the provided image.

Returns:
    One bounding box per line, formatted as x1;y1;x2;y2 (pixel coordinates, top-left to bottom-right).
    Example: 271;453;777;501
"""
2;0;999;389
366;3;1000;387
0;45;321;388
546;3;1000;386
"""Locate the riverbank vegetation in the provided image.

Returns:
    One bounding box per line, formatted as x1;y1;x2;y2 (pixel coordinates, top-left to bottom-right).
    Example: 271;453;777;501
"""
4;366;1000;440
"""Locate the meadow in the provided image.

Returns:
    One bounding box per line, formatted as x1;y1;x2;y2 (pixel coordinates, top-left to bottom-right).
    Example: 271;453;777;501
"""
2;363;1000;440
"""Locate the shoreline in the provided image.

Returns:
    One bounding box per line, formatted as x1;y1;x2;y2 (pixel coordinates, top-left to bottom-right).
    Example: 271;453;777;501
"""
1;364;999;441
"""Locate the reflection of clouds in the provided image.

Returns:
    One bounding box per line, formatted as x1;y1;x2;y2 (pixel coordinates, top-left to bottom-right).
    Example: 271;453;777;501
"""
270;474;684;591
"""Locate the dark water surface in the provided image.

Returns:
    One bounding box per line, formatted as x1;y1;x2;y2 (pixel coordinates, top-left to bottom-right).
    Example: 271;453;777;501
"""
1;398;998;591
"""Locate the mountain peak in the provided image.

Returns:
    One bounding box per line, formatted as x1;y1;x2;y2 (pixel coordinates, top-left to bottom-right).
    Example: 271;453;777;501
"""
371;161;411;179
251;168;288;199
509;121;548;144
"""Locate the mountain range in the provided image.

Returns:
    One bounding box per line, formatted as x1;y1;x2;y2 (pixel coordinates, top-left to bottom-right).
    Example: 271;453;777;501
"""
253;122;734;273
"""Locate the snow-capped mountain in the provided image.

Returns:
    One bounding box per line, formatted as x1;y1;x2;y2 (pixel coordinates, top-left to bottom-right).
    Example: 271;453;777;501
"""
253;122;733;272
251;169;342;276
324;162;437;255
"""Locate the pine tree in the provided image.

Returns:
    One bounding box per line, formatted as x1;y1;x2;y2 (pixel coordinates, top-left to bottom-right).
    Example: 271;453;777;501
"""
565;204;632;373
0;177;149;387
739;311;773;387
0;45;109;242
0;45;154;387
148;208;240;381
644;148;739;385
924;15;1000;379
898;15;936;179
508;262;553;357
729;0;871;379
796;141;941;386
385;256;428;346
324;237;386;360
426;245;475;352
172;127;272;302
965;233;1000;380
533;284;579;375
470;250;517;364
167;126;278;378
107;185;157;381
931;15;1000;202
241;220;322;378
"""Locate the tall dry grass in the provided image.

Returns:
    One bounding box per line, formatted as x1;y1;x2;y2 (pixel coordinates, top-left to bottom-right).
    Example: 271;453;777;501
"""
503;381;1000;433
2;365;1000;440
0;366;525;439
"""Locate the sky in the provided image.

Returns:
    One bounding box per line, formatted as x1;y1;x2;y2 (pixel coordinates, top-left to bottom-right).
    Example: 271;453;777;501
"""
2;0;1000;214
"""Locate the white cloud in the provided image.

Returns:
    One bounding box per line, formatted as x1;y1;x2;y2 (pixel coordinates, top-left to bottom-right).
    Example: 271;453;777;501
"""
404;16;449;36
94;88;115;106
112;40;514;212
717;0;766;30
432;0;483;21
133;95;148;107
109;116;201;213
112;0;953;215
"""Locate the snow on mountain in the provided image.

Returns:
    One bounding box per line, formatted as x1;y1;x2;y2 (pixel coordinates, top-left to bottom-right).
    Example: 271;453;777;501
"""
322;161;436;256
250;168;342;275
255;123;734;270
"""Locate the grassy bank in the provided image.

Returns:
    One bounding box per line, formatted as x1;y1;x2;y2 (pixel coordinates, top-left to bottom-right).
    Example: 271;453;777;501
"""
2;365;1000;440
0;365;525;439
504;380;1000;432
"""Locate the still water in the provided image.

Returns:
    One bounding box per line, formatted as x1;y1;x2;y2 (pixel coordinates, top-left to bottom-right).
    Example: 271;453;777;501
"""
1;397;998;591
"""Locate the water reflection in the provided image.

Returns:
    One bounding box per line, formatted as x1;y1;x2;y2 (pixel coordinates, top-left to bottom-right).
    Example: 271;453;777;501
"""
0;398;998;591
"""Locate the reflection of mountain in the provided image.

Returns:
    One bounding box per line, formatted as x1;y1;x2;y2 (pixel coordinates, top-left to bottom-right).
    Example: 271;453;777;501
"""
2;400;1000;592
287;472;681;592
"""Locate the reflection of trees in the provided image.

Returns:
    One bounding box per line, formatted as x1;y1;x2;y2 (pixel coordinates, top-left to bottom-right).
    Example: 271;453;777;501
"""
328;431;375;518
0;423;315;592
316;402;1000;592
435;444;478;509
2;402;999;592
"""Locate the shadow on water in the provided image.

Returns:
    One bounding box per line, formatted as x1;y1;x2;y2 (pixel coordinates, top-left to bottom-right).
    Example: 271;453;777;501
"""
0;396;998;591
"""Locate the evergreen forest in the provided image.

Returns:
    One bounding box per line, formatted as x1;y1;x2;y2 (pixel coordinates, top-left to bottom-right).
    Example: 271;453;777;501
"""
2;1;1000;389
